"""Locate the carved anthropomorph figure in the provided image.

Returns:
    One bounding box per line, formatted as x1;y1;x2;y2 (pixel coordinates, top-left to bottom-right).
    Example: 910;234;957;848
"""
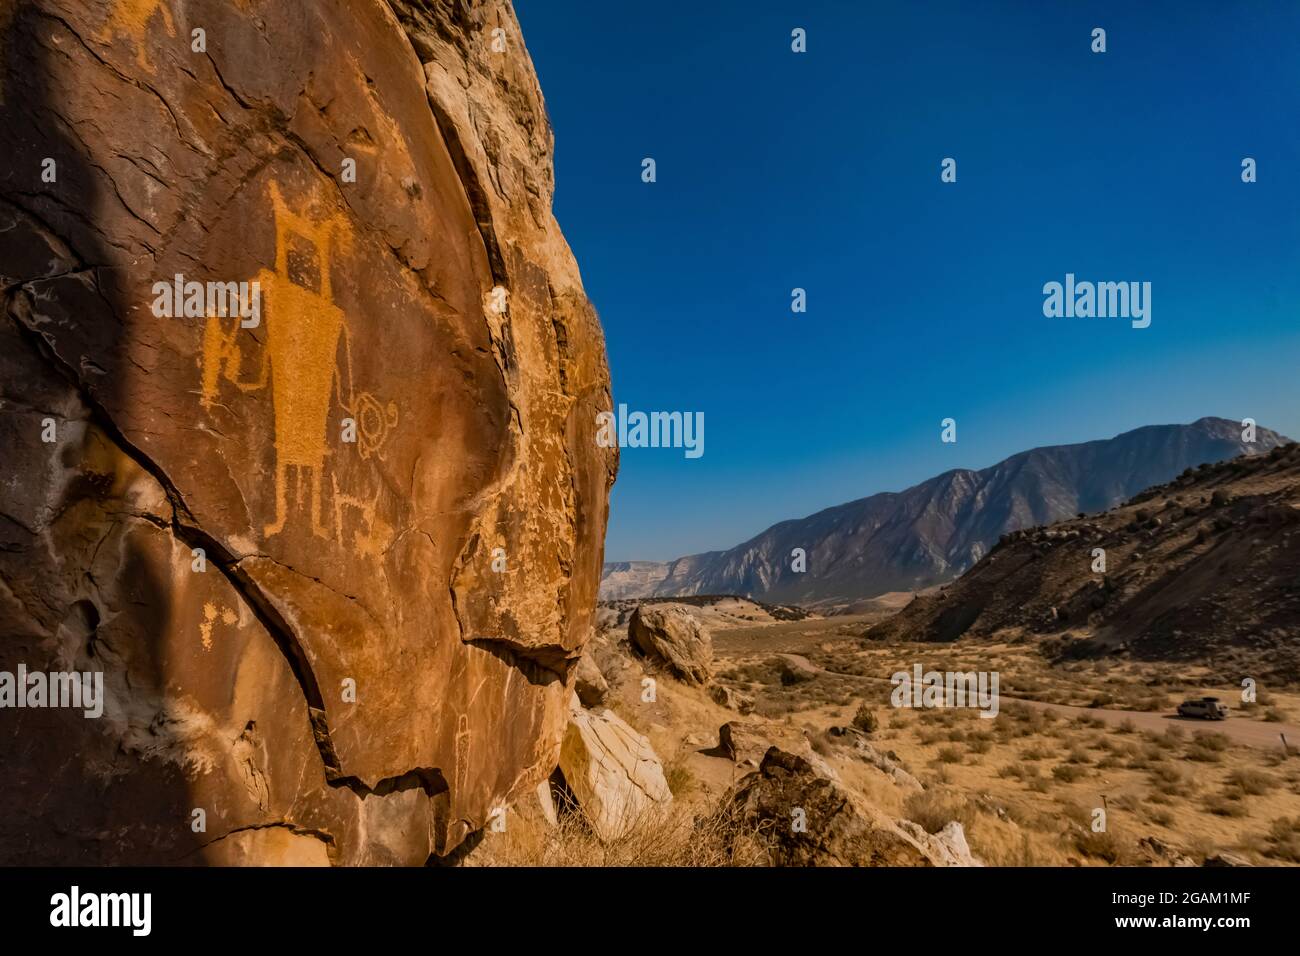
255;181;350;538
95;0;178;72
201;181;394;541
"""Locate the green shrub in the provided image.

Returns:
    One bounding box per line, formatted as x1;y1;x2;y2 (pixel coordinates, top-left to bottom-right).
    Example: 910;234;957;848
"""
851;702;878;734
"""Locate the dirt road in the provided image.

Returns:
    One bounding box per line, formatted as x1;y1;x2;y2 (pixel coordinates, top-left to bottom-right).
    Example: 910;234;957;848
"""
781;653;1300;752
988;693;1298;751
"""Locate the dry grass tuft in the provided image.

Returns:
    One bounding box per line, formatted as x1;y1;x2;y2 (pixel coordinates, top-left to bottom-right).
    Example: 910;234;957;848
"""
479;798;771;867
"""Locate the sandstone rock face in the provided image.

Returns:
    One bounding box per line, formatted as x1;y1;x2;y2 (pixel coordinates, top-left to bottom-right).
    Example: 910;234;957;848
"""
558;701;672;841
0;0;613;864
721;748;933;867
628;604;713;684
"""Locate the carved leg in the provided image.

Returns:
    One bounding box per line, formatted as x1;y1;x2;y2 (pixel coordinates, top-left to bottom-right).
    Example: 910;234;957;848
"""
264;461;288;537
311;466;330;539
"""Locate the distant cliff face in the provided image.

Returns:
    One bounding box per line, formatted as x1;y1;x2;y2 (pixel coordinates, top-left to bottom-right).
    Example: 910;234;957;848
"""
0;0;614;863
601;419;1287;605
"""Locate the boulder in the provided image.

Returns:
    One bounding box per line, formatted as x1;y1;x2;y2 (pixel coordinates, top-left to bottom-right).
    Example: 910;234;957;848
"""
775;654;819;684
717;721;840;779
558;704;672;841
896;820;982;867
574;652;610;708
628;604;713;684
0;0;613;864
719;748;932;867
718;722;774;766
708;682;756;714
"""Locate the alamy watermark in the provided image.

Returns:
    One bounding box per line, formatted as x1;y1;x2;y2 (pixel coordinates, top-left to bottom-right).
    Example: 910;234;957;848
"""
1042;273;1150;329
50;886;150;936
151;273;261;328
0;665;103;718
596;404;704;459
891;664;1000;718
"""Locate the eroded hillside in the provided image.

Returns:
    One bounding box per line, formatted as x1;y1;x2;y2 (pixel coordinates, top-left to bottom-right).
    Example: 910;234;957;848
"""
873;443;1300;682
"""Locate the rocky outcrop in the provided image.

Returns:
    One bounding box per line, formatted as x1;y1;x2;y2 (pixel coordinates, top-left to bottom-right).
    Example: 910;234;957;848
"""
558;700;672;841
720;748;932;867
896;820;981;867
717;722;773;767
828;727;923;791
0;0;613;864
628;604;713;684
853;742;924;792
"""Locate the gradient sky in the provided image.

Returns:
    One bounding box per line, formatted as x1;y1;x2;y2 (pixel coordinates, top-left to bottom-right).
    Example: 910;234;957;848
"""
515;0;1300;562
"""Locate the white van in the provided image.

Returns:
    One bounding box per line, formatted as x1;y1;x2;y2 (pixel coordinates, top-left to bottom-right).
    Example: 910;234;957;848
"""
1177;697;1229;720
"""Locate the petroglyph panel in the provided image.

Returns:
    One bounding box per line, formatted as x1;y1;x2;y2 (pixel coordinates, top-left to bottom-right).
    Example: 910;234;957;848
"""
0;0;613;862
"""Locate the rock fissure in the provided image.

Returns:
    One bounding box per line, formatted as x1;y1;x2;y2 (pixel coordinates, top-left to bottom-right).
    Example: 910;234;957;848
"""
184;820;338;859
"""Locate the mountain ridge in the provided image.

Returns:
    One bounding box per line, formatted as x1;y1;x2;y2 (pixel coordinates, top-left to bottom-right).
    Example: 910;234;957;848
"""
870;441;1300;681
600;417;1290;605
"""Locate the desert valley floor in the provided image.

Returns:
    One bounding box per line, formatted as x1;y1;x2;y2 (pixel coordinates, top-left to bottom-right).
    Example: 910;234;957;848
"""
475;596;1300;867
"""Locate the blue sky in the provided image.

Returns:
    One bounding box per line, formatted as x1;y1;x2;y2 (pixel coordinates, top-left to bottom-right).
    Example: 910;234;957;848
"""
515;0;1300;562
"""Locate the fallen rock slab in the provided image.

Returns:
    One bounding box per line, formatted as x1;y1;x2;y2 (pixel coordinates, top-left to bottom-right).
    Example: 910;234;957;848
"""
718;721;773;766
558;704;672;841
715;721;839;780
